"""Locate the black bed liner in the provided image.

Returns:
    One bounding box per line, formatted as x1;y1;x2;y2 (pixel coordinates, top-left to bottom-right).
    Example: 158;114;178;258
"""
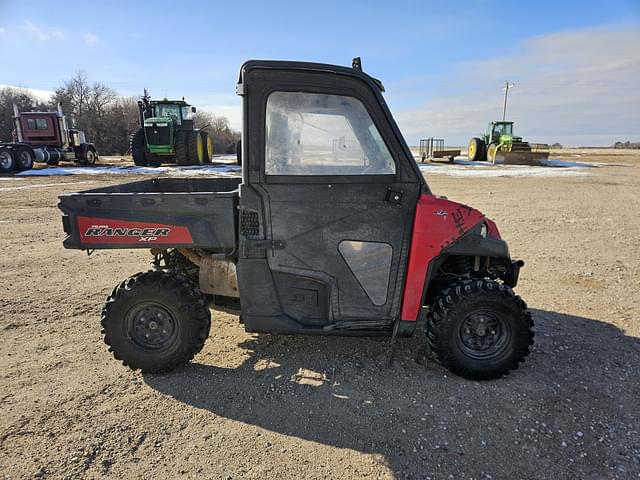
59;177;241;250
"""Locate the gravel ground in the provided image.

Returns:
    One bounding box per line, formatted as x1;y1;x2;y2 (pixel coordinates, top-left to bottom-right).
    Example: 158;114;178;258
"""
1;150;639;479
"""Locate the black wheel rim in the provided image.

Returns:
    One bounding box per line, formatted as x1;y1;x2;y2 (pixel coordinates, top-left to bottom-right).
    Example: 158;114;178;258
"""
0;151;12;169
125;302;178;351
19;151;32;167
458;310;510;359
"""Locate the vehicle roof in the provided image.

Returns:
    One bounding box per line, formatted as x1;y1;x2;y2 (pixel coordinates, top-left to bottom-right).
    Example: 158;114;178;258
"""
238;59;386;92
18;111;61;117
149;99;190;106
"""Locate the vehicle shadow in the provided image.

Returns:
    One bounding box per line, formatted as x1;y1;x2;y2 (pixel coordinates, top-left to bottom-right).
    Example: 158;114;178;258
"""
144;309;640;479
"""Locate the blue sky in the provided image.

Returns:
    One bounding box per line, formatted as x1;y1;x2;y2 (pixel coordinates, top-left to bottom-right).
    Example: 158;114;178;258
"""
1;0;639;145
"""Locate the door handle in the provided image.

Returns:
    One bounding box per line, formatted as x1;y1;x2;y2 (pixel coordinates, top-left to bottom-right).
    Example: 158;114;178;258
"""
385;190;403;205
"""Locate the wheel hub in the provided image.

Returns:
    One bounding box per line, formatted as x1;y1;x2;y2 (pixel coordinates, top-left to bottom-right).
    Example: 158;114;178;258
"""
460;312;504;355
0;152;11;169
127;304;177;350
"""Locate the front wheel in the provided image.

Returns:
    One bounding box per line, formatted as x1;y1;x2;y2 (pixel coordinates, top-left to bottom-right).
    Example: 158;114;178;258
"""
80;145;98;166
101;271;211;373
487;143;499;164
426;279;534;380
130;128;148;167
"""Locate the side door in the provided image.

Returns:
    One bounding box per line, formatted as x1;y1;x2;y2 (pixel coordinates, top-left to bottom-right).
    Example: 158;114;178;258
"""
237;64;423;333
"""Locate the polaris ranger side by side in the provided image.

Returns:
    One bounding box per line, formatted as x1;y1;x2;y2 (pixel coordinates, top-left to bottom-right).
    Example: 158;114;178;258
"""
59;59;533;380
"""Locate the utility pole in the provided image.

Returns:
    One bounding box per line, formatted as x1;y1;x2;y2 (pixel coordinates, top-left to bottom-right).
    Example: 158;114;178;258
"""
502;81;515;121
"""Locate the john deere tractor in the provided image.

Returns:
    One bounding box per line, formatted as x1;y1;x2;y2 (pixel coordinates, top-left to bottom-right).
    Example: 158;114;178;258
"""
468;121;548;165
129;91;213;167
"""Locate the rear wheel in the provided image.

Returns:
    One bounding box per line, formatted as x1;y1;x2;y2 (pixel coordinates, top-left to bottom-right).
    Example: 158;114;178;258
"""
0;147;16;173
426;279;534;380
130;128;148;167
14;146;34;171
186;130;204;165
101;271;211;373
467;137;486;162
201;131;213;164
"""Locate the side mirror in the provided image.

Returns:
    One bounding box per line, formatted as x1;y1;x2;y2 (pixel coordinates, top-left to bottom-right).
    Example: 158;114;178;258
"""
191;106;196;113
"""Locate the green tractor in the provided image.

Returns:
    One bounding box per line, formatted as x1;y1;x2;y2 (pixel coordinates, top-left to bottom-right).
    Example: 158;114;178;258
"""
467;121;549;165
130;91;213;167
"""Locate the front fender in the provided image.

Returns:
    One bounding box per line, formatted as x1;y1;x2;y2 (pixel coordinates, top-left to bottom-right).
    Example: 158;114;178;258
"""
445;222;509;258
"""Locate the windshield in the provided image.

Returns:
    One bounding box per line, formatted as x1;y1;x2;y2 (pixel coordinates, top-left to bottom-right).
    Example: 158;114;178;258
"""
155;104;181;124
493;123;513;137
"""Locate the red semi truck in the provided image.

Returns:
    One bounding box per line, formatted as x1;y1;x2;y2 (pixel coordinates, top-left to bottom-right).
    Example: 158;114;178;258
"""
0;104;98;173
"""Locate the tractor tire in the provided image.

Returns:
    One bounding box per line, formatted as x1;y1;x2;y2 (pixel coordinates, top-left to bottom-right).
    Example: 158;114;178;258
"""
130;128;148;167
201;131;213;164
101;271;211;373
14;146;34;171
426;279;534;380
175;131;189;166
0;147;16;173
487;144;499;164
186;130;204;165
467;137;486;162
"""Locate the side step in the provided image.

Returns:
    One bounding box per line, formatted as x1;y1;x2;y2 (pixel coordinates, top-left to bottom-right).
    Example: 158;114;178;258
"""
323;320;393;331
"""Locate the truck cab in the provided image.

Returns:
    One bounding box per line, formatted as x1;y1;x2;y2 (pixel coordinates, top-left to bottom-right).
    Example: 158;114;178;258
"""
0;104;98;173
59;59;533;380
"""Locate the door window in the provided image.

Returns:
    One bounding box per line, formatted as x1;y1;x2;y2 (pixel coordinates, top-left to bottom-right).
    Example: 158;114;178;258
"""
265;92;395;175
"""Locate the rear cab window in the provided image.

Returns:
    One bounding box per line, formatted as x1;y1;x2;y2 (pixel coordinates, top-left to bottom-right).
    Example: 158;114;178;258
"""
27;118;49;130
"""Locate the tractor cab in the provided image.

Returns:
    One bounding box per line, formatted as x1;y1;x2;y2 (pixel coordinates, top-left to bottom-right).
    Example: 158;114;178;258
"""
487;121;514;143
143;100;196;127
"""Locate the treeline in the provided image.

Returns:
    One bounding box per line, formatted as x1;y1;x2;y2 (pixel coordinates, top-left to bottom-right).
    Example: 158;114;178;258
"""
613;141;640;150
0;72;240;155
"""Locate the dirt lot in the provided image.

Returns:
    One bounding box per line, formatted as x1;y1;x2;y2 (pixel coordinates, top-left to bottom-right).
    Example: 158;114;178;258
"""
1;150;639;479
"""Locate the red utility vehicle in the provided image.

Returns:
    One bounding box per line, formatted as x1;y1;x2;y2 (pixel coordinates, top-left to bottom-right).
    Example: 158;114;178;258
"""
59;59;533;380
0;104;98;173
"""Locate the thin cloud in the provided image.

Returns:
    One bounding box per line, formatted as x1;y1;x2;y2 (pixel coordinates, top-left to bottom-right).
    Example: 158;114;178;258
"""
83;33;99;46
393;25;640;146
23;21;65;41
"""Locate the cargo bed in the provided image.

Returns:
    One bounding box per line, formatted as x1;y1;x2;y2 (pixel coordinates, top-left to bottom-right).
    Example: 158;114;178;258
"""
59;177;241;250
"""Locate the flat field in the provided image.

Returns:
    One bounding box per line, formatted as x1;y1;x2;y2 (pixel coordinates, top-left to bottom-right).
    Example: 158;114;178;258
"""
1;149;638;479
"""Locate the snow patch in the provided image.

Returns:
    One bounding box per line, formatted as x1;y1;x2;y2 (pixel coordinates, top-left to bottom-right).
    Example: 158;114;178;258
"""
415;156;596;177
17;163;241;178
